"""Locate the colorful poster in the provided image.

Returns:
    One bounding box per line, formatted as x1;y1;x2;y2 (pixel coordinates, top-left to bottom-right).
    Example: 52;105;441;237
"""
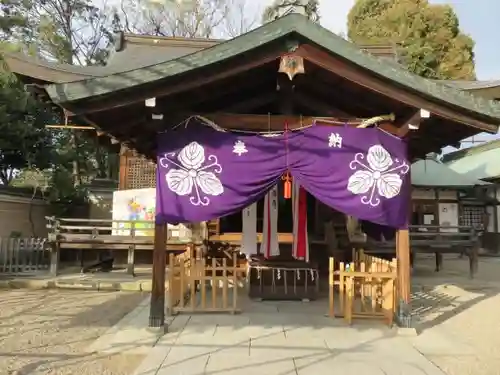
112;188;155;236
111;188;191;239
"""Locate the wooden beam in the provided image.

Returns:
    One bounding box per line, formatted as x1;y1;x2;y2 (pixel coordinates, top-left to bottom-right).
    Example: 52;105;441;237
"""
297;44;498;133
396;109;430;137
195;113;397;131
196;113;400;134
294;91;353;117
223;92;276;112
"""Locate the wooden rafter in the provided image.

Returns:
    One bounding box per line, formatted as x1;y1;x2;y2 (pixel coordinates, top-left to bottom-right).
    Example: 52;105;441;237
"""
70;48;283;115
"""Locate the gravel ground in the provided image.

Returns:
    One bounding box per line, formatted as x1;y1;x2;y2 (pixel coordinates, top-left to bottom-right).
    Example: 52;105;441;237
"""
413;254;500;375
0;289;147;375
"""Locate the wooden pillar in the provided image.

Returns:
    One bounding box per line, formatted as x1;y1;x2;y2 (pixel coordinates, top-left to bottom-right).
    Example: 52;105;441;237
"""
118;145;129;190
149;222;166;327
396;229;411;303
396;157;412;327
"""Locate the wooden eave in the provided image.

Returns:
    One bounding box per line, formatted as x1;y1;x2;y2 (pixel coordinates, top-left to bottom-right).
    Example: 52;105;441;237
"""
2;51;105;83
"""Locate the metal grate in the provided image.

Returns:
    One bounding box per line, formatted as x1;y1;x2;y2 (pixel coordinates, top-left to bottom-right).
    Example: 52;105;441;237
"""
125;155;156;189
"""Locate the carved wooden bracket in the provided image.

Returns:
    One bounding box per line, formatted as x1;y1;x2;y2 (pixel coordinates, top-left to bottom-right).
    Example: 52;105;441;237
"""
278;53;305;81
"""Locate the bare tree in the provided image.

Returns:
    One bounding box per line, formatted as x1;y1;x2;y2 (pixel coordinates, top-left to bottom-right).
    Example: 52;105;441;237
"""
116;0;258;39
262;0;320;24
1;0;119;65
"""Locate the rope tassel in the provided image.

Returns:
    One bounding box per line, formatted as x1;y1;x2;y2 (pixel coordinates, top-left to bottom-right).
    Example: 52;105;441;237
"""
282;120;292;199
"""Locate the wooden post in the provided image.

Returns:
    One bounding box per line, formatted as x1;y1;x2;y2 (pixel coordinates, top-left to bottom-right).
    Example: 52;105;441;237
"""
396;228;411;327
396;229;411;303
396;150;413;327
127;221;136;276
49;242;60;276
149;223;166;327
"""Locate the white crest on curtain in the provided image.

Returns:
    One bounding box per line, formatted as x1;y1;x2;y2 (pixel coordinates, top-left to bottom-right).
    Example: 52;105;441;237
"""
347;145;409;207
159;142;224;206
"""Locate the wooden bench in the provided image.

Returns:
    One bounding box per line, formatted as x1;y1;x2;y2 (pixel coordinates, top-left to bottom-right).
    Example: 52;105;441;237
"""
352;225;480;278
46;217;191;276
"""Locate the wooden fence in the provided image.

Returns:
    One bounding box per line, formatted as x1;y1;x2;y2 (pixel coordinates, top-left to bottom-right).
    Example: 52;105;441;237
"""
0;238;49;273
167;247;246;315
329;250;397;325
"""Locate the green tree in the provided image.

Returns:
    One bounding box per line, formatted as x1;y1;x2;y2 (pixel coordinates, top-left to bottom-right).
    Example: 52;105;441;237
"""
262;0;320;24
0;46;54;185
0;0;120;197
347;0;476;80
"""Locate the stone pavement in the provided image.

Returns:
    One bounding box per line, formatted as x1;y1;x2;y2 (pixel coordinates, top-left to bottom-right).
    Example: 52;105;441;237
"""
132;300;446;375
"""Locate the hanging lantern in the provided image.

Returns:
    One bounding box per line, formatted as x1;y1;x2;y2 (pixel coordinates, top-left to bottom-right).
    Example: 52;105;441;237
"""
282;171;292;199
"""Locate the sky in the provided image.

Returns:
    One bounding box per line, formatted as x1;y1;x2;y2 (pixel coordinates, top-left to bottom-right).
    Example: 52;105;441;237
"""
246;0;500;151
249;0;500;80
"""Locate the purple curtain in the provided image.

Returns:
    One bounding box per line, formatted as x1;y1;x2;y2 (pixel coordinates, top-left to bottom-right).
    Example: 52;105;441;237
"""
156;120;410;228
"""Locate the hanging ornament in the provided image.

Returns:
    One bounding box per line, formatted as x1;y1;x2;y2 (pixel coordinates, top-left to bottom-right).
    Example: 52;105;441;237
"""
278;53;305;81
282;171;292;199
282;120;292;199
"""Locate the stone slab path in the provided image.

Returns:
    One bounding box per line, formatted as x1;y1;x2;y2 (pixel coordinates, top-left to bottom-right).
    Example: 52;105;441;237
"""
133;300;445;375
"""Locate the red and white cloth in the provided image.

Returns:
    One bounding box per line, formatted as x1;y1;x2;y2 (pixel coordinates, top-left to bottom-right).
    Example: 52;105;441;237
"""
241;202;257;257
262;185;280;258
292;181;309;262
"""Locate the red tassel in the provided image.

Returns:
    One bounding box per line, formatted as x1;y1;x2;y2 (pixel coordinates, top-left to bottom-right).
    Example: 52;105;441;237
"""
282;172;292;199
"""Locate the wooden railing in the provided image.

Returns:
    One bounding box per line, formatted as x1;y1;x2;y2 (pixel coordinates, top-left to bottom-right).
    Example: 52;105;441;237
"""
329;253;397;326
0;238;49;274
45;217;192;276
352;225;480;277
167;247;246;315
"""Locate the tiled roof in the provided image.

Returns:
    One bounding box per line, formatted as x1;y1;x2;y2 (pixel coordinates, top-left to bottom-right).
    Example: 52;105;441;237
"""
40;13;500;123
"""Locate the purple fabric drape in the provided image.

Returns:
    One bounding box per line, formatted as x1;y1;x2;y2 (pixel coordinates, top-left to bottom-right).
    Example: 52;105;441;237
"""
156;120;410;228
